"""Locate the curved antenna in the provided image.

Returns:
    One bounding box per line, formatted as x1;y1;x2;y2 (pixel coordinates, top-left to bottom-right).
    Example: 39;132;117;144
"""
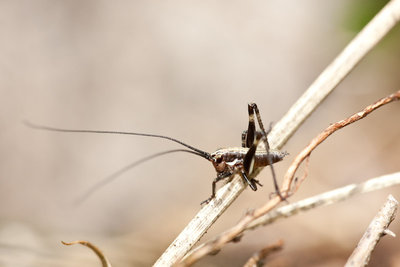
24;121;212;160
74;149;207;205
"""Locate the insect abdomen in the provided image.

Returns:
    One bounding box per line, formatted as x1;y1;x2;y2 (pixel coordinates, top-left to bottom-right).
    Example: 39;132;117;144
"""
254;149;287;167
212;148;287;167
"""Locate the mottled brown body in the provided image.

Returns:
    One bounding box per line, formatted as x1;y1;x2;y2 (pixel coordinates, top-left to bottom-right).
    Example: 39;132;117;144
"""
200;103;287;204
211;148;286;170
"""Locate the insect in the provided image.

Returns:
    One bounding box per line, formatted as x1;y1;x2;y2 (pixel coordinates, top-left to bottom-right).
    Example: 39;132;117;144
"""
25;103;287;204
205;103;287;204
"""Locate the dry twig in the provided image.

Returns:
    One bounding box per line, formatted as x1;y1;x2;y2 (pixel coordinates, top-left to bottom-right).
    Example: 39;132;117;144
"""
248;172;400;230
243;239;284;267
62;240;112;267
156;0;400;265
281;90;400;195
180;90;400;266
186;172;400;260
344;195;398;267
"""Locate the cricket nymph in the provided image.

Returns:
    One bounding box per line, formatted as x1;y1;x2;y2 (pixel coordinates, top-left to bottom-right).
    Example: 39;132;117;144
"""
26;102;287;205
198;102;288;204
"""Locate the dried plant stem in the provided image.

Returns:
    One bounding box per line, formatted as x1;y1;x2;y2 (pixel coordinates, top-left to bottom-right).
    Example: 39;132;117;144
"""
154;176;247;266
155;0;400;265
180;90;400;266
185;172;400;262
281;90;400;195
344;195;398;267
62;240;112;267
249;172;400;230
243;239;284;267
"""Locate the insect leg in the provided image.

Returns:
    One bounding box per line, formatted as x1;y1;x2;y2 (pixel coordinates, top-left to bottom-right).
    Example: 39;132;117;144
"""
240;171;257;191
242;103;257;148
254;179;263;187
243;135;260;176
248;103;271;149
201;172;232;205
241;131;248;148
248;103;267;132
258;134;285;200
249;103;285;200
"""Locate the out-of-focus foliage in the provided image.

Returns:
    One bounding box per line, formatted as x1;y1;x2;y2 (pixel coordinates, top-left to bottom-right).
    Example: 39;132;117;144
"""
344;0;389;31
343;0;400;49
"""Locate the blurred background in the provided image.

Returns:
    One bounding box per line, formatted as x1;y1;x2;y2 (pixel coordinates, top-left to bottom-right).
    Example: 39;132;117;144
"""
1;0;400;266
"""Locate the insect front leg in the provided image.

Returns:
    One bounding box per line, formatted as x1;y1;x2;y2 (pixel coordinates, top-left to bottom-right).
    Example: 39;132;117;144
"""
201;172;232;205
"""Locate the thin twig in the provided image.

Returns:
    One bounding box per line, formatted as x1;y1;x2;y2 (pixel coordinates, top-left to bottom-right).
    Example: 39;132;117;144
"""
243;239;284;267
248;172;400;230
156;0;400;265
183;172;400;262
61;240;112;267
344;195;398;267
281;90;400;195
179;90;400;266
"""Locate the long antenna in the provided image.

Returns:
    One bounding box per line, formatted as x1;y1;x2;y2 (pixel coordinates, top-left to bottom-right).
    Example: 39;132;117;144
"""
75;149;206;204
24;121;212;160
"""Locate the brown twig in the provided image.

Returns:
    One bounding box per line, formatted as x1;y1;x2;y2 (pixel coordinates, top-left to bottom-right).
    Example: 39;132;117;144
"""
62;240;112;267
187;171;400;254
281;90;400;195
179;90;400;266
344;195;398;267
243;239;284;267
184;172;400;259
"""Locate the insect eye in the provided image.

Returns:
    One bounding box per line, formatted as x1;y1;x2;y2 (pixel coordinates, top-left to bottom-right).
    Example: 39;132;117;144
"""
215;156;223;163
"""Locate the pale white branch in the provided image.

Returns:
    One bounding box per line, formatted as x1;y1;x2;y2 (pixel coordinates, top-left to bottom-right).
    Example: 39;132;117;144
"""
344;195;398;267
247;172;400;230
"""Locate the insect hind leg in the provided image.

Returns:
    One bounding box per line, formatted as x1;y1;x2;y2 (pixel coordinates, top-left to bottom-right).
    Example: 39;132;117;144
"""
244;103;273;148
248;103;285;200
241;130;248;148
240;171;257;191
248;103;273;148
242;104;256;148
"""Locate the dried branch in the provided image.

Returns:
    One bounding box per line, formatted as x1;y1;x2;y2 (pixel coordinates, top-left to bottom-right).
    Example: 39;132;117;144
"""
156;0;400;265
61;240;112;267
179;90;400;266
344;195;398;267
243;239;284;267
185;172;400;260
184;171;400;256
281;90;400;195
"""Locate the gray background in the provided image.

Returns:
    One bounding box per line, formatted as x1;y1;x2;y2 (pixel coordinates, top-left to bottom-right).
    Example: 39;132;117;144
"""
1;1;399;266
